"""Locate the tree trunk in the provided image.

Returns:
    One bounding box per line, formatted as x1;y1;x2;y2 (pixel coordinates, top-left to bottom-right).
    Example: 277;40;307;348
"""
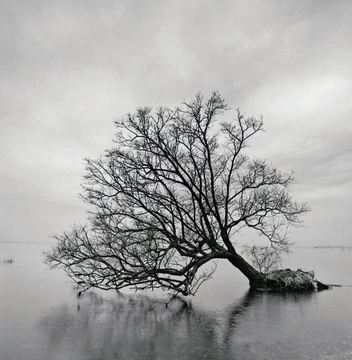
227;252;264;288
227;255;330;292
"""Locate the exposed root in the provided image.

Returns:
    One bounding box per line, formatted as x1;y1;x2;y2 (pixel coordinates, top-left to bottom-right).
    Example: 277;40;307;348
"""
255;268;330;292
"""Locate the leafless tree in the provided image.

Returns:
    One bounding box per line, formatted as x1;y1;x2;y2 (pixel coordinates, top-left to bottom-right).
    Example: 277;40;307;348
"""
45;92;309;295
241;244;285;274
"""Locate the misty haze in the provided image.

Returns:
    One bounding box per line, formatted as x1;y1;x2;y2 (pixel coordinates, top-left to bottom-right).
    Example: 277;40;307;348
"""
1;1;352;359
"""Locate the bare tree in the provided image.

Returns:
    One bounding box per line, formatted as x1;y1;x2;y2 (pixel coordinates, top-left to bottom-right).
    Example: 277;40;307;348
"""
45;92;309;295
241;244;285;274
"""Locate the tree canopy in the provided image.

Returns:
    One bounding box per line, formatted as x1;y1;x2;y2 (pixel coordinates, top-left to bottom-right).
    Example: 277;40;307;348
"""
45;92;308;295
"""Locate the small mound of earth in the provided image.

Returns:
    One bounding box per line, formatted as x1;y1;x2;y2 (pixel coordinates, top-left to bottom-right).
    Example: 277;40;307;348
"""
258;268;330;292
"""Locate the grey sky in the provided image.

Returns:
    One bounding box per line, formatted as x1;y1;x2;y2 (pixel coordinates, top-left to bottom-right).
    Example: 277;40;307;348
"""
1;0;351;246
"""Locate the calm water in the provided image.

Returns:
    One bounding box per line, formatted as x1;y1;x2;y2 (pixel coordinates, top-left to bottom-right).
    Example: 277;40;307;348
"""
1;242;351;360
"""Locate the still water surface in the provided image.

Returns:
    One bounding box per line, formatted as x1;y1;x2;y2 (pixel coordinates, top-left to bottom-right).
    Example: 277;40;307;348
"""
0;242;351;360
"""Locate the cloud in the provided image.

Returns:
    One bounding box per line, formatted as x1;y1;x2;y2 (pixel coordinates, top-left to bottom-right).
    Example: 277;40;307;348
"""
0;0;351;246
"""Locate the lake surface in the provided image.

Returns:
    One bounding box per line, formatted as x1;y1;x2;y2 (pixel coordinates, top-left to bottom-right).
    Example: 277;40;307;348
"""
1;241;351;359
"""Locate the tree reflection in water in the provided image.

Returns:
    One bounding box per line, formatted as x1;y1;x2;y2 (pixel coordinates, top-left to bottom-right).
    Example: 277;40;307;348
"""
40;290;329;360
40;290;259;360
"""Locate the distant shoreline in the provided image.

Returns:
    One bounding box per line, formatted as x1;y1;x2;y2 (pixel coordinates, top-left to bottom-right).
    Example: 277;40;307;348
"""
0;241;50;246
312;245;352;249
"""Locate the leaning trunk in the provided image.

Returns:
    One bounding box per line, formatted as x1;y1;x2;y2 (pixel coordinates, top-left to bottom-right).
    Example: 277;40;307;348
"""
227;252;264;288
226;252;329;292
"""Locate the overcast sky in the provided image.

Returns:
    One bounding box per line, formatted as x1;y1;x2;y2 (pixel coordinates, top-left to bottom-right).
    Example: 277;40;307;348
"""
1;0;351;247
